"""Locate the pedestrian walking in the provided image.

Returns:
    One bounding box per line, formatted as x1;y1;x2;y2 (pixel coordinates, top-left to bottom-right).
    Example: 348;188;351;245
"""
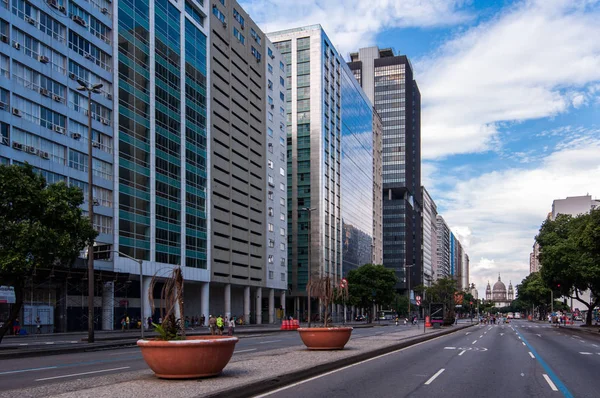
200;314;205;327
126;315;130;329
121;317;126;331
228;317;235;336
216;315;224;335
395;316;399;326
13;318;20;335
35;316;42;334
208;315;216;335
147;316;153;330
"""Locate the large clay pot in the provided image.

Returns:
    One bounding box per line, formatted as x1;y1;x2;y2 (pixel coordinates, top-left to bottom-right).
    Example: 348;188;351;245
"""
297;327;353;350
137;336;238;379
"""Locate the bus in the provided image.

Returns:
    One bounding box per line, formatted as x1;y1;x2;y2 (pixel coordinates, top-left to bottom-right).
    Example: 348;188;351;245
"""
378;310;396;320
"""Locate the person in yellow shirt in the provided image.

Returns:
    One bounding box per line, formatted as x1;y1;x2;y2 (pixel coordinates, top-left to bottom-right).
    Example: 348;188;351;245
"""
216;315;224;335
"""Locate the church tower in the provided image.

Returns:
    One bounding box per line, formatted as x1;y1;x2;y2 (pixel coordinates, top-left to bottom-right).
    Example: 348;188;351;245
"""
508;281;514;301
486;281;491;301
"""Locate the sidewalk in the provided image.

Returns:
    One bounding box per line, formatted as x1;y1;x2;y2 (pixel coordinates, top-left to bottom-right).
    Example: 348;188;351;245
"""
0;322;385;359
0;323;475;398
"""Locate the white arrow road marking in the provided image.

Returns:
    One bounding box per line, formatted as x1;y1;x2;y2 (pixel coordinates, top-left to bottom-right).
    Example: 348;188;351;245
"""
543;374;558;392
458;350;466;356
529;352;535;358
424;368;445;385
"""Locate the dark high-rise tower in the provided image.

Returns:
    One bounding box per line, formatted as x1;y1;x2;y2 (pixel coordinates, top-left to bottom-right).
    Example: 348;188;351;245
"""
348;47;422;293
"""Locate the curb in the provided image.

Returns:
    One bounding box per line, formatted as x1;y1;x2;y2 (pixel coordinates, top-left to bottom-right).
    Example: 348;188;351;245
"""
202;324;475;398
0;324;383;359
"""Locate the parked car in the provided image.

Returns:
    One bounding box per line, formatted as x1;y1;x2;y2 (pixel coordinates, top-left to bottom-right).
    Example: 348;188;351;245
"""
354;315;366;321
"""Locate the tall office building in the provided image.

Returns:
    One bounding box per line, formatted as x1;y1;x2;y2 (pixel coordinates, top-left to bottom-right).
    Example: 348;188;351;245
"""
208;0;287;323
529;242;540;274
348;47;422;293
422;187;437;286
1;0;115;331
268;25;376;316
435;215;450;280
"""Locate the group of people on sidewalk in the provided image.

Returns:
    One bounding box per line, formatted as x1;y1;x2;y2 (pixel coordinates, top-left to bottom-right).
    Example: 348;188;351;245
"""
208;315;236;336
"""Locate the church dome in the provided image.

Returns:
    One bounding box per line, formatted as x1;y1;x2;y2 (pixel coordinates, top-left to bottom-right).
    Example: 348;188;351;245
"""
493;279;506;292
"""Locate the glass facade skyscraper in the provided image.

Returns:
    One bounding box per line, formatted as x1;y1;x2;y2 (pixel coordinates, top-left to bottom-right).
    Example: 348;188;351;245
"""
348;47;422;292
269;25;376;315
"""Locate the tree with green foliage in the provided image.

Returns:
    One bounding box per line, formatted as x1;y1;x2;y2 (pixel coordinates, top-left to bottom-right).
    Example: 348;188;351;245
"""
422;278;459;325
537;210;600;326
346;264;398;321
516;272;552;320
0;164;96;343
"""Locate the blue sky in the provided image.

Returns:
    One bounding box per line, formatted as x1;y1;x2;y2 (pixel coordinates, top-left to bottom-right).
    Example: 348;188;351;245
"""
241;0;600;297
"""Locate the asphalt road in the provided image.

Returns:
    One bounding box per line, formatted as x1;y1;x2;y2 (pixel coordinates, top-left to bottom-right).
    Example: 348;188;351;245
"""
0;323;425;391
256;320;600;398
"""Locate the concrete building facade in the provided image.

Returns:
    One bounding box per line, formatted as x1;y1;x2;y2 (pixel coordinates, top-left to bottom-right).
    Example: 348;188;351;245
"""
347;47;422;293
421;187;437;286
435;215;450;280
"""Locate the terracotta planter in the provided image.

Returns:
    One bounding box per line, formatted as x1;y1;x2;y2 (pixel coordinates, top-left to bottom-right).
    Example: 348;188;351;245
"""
297;327;353;350
137;336;238;379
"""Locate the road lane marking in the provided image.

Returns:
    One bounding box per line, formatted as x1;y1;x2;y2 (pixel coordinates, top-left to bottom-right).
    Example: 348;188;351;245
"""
45;342;54;345
444;347;456;350
579;352;592;355
529;352;535;358
522;342;526;346
472;340;477;344
35;366;130;381
234;348;257;354
515;329;573;398
543;374;558;392
107;350;141;356
458;350;466;356
465;332;471;335
0;366;57;375
259;340;282;344
500;333;504;336
424;368;445;385
479;335;483;338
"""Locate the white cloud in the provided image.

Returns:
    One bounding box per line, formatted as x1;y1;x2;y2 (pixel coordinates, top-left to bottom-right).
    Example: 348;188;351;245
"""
239;0;472;55
418;0;600;159
435;133;600;298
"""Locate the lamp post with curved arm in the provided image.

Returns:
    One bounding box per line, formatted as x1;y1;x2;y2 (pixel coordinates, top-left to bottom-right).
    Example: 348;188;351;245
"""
77;80;103;344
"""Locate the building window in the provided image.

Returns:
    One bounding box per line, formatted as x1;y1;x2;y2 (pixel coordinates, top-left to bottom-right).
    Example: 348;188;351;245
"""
268;190;273;200
280;243;285;251
212;6;226;23
279;167;285;176
279;106;285;116
280;227;285;236
219;0;225;4
268;175;274;186
269;239;275;248
280;258;286;266
280;182;285;191
268;112;273;122
279;137;285;146
281;273;285;281
268;64;273;74
268;47;273;58
233;27;245;44
250;28;261;45
268;159;273;168
279;61;285;71
251;46;262;62
233;8;245;28
280;213;285;221
280;91;285;101
269;271;274;279
280;197;285;206
268;223;274;232
268;207;274;216
268;255;274;264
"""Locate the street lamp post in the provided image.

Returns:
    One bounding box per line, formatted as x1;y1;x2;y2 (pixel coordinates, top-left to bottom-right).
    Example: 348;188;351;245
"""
301;207;316;327
340;278;348;325
404;263;415;319
111;251;145;339
77;80;103;344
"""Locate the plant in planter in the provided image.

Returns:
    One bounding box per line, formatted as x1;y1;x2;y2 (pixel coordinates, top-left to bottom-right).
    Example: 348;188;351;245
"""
137;267;238;379
297;274;353;350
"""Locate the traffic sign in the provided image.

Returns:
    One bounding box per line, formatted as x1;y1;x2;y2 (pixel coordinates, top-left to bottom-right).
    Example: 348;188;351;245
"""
416;295;421;306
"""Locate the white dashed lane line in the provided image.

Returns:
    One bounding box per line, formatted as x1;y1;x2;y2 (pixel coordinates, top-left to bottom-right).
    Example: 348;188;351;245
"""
529;352;535;358
424;368;445;385
472;340;477;345
543;374;558;392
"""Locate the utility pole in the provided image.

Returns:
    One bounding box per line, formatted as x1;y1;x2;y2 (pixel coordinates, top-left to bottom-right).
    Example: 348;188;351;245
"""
77;80;103;344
